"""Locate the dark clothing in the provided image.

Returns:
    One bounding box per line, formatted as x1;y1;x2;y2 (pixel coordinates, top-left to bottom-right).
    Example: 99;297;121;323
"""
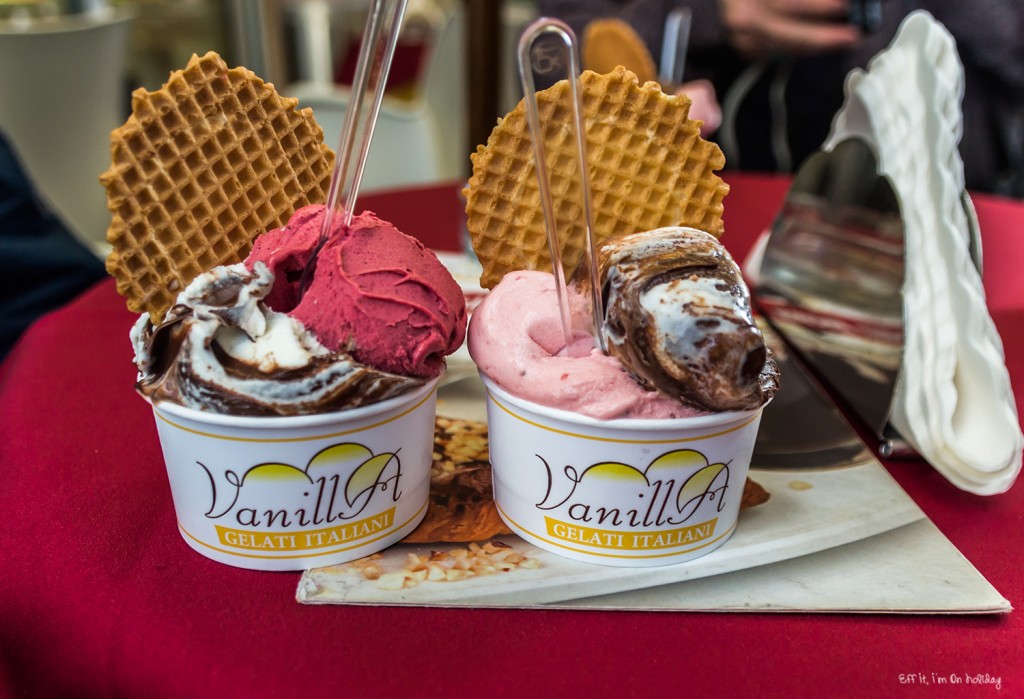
539;0;1024;195
0;130;106;362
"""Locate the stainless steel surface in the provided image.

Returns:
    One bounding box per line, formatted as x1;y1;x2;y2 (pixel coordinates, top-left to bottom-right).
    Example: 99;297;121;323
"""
756;139;988;456
659;7;691;85
756;138;906;449
225;0;286;87
751;322;872;469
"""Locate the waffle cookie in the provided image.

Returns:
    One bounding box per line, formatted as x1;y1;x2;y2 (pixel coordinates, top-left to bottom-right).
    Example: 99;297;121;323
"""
101;51;335;321
582;18;658;84
464;65;728;289
402;417;512;544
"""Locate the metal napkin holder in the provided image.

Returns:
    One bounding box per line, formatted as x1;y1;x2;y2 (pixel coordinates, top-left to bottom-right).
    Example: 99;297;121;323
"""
753;138;983;458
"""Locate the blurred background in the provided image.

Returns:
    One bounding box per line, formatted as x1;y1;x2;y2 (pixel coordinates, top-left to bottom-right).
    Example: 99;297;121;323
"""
0;0;536;256
2;0;1021;262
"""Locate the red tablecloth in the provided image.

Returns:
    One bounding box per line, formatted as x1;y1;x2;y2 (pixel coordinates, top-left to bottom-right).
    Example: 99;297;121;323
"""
2;173;1022;698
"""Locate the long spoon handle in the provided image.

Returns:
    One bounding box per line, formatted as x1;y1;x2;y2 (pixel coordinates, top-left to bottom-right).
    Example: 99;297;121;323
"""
517;17;605;353
321;0;410;237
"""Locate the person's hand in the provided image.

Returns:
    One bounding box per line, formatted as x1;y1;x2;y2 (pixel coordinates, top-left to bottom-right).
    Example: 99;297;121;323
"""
718;0;862;58
674;80;722;137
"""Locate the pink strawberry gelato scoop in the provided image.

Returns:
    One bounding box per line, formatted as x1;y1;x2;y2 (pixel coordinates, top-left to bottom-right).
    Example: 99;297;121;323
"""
468;269;704;420
245;205;466;378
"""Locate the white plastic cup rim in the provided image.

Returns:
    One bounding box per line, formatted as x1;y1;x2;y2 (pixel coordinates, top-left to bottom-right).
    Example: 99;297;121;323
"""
148;378;439;430
479;373;762;432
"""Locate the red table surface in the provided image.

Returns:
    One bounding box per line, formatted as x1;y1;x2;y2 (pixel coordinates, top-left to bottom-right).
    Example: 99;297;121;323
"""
2;173;1022;698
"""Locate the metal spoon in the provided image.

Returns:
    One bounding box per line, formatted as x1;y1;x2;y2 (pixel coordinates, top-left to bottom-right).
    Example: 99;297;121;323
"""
660;8;692;85
298;0;410;297
516;17;606;353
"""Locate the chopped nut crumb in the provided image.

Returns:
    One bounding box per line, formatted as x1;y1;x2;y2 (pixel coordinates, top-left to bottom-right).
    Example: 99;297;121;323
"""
344;541;541;590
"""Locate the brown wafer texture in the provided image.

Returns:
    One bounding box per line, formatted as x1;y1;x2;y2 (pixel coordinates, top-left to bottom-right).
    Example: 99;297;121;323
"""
465;65;728;289
101;51;335;321
582;18;658;84
403;417;512;544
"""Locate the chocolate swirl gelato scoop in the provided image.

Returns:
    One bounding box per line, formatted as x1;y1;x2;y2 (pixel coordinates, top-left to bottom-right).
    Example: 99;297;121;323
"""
593;227;778;412
131;263;423;416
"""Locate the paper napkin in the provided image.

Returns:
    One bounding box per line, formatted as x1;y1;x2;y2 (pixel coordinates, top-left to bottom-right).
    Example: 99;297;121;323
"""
822;11;1022;495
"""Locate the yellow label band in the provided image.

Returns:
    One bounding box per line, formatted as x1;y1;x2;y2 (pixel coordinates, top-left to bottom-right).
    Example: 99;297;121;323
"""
215;507;396;551
544;516;718;551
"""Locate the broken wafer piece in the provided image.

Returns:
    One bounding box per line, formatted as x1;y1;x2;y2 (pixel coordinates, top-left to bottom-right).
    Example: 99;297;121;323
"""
465;65;728;289
101;51;335;321
403;417;512;543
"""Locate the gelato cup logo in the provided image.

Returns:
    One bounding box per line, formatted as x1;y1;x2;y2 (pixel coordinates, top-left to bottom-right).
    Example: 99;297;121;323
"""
151;379;438;569
199;442;403;551
480;375;762;566
534;449;731;551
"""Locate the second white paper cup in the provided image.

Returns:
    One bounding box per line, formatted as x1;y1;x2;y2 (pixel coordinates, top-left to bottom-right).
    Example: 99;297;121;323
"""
149;380;438;571
481;375;764;567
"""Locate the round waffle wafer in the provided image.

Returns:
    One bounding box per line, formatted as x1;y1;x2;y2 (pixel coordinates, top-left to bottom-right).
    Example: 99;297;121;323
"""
464;66;728;289
101;51;335;321
582;19;658;84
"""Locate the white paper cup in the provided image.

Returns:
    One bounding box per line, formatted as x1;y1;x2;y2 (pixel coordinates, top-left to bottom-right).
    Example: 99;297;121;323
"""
480;375;765;567
148;380;438;571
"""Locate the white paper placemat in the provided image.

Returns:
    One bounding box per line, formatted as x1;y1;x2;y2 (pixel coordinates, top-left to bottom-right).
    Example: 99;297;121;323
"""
297;374;1009;613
